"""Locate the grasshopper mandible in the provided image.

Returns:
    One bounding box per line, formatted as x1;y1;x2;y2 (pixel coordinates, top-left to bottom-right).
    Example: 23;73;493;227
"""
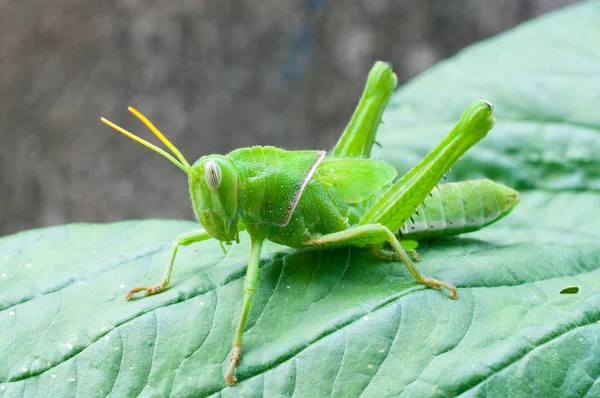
101;62;518;385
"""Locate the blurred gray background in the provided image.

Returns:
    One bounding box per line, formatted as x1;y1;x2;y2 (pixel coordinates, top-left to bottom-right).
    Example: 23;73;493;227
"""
0;0;580;236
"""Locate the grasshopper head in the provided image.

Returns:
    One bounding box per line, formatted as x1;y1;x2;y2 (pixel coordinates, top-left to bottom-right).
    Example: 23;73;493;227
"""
188;155;239;243
100;107;239;244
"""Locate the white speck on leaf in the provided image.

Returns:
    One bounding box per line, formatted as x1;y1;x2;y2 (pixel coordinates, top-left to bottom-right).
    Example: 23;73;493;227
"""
25;263;31;268
21;366;27;373
52;374;57;378
0;385;4;390
77;281;83;285
101;326;107;331
69;378;76;382
1;273;6;278
9;311;15;316
367;364;374;369
199;301;205;306
67;344;73;350
363;316;369;321
119;284;125;289
379;348;385;353
104;336;110;341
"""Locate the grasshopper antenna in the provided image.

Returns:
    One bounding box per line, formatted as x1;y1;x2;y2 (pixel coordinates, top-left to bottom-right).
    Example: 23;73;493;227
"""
127;107;191;170
100;107;191;174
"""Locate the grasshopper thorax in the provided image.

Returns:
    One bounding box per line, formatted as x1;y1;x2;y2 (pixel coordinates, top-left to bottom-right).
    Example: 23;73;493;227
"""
189;155;239;243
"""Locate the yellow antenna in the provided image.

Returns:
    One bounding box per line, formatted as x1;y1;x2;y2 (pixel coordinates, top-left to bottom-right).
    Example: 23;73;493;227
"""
127;107;191;170
100;115;189;174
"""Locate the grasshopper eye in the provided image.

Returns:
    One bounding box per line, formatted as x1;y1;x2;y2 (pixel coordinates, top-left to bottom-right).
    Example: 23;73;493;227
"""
204;160;222;189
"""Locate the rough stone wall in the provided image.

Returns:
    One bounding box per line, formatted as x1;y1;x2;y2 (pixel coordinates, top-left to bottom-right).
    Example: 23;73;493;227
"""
0;0;580;235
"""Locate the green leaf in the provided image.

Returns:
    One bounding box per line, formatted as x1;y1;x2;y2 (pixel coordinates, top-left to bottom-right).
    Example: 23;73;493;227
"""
2;2;600;397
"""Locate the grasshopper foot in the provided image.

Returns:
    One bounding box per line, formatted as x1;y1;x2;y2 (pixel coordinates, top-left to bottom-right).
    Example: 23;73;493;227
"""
406;249;420;262
225;344;242;386
420;277;458;299
125;283;166;301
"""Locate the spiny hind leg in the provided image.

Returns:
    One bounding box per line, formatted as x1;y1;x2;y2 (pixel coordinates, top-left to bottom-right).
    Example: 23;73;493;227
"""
331;61;396;158
125;229;213;300
308;225;457;299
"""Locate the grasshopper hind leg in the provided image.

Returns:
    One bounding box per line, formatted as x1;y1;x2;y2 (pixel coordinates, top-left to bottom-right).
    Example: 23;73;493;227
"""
309;225;457;299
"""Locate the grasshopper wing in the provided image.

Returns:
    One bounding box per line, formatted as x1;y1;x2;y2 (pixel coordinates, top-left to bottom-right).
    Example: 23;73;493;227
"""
314;157;397;203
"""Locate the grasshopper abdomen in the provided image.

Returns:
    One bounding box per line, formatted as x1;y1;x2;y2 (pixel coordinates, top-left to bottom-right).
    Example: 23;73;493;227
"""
400;179;519;240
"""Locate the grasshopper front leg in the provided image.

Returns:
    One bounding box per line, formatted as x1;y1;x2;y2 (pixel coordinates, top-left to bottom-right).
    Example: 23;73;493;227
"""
125;229;213;300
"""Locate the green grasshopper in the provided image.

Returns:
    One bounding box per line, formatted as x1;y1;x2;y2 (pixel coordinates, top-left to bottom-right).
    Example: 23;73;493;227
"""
101;62;518;385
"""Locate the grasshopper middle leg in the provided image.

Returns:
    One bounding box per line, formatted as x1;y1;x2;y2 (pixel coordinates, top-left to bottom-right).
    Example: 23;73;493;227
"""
308;224;458;299
225;238;264;385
